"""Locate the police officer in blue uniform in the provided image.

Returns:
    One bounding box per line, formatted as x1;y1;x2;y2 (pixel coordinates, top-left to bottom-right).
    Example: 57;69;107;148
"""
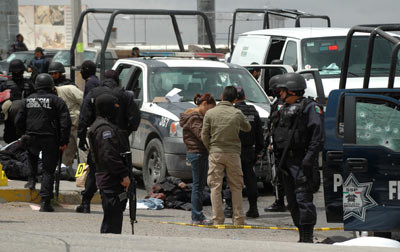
272;73;324;243
88;93;130;234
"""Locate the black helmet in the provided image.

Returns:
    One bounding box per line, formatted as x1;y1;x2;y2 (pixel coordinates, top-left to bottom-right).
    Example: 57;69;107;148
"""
34;73;55;90
80;60;96;79
48;61;65;74
9;59;25;73
268;74;283;91
276;73;306;92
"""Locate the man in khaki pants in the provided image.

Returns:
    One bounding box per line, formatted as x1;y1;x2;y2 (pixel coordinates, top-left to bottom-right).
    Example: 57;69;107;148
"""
201;86;251;225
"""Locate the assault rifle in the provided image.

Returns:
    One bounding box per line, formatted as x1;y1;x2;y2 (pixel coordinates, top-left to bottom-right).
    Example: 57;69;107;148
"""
266;134;280;201
121;151;137;235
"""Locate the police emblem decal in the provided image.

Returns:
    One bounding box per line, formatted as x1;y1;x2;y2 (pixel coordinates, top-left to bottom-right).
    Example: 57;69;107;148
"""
343;173;377;222
103;131;112;139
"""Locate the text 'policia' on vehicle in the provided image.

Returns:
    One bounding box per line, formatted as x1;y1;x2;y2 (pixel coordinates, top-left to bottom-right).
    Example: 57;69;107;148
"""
112;57;271;190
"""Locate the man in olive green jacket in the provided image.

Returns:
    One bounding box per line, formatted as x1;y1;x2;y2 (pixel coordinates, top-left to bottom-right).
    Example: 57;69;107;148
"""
201;86;251;225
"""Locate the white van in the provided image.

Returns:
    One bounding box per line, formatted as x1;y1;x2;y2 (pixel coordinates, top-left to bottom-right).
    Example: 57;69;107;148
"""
230;27;400;97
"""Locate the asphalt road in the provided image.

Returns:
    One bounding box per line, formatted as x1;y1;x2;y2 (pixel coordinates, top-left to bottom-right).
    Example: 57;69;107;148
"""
0;126;395;251
0;181;359;251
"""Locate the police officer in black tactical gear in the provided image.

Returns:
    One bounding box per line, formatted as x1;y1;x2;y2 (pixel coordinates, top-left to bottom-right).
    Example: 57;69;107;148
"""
235;86;264;218
88;93;131;234
48;61;74;86
15;73;71;212
76;70;140;213
272;73;324;243
223;87;264;218
80;60;99;98
264;74;286;213
0;59;35;143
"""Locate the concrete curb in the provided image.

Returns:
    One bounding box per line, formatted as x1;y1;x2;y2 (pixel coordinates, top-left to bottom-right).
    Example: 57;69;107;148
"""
0;188;101;204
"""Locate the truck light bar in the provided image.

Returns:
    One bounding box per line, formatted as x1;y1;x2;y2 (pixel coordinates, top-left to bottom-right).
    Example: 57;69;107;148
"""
139;51;225;59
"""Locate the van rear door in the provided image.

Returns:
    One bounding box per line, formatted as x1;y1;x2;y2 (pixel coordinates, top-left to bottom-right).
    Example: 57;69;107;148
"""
230;35;271;65
341;91;400;231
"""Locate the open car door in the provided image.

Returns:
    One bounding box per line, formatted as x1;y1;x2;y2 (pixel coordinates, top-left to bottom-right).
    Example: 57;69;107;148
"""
341;91;400;231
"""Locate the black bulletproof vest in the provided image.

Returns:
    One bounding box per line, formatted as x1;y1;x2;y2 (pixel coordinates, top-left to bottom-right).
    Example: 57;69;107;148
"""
273;98;311;151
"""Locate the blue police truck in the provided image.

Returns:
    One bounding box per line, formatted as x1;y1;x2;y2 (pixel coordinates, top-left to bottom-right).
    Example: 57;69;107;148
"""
323;24;400;234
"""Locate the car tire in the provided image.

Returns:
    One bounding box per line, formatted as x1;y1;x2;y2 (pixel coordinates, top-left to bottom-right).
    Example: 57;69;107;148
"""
143;138;167;191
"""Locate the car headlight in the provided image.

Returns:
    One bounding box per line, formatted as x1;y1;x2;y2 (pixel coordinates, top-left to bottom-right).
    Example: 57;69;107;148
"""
169;121;183;137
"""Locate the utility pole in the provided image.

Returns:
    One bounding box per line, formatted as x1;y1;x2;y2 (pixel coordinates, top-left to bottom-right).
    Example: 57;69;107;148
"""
197;0;215;45
71;0;84;88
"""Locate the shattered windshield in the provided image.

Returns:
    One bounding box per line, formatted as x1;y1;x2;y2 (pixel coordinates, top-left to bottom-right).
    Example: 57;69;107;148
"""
301;36;400;77
148;67;268;104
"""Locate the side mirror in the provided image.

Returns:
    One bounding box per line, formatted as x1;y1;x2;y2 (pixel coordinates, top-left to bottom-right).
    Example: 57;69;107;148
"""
270;59;283;65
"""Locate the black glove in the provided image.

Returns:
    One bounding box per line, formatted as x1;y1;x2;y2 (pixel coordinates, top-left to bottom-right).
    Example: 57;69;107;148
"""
78;138;88;151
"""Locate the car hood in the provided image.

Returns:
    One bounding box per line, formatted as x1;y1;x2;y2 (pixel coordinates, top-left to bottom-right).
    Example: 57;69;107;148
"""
154;102;196;121
154;101;270;121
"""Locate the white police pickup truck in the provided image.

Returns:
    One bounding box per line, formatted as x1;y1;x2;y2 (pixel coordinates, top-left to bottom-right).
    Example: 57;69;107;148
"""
112;55;271;189
230;27;400;97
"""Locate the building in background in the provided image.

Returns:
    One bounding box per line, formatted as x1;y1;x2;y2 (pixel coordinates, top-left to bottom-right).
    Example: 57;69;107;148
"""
19;4;88;50
16;3;283;51
0;0;19;59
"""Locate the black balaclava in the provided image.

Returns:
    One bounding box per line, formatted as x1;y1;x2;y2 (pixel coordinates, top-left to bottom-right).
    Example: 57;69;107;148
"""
95;93;119;123
12;71;24;81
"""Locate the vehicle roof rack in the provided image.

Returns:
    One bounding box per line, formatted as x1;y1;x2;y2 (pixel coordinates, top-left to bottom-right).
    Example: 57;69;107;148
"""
229;8;331;53
339;24;400;89
70;8;217;81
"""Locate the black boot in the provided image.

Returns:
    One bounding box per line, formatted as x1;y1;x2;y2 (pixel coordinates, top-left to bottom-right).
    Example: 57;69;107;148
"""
246;200;260;218
76;200;91;213
298;226;303;242
300;225;314;243
264;200;286;212
24;177;36;190
40;199;54;212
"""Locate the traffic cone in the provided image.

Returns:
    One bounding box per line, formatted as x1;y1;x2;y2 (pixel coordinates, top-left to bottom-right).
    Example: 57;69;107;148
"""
0;163;8;186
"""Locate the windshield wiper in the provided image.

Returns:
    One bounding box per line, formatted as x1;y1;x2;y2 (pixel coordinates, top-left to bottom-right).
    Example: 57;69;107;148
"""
246;99;258;103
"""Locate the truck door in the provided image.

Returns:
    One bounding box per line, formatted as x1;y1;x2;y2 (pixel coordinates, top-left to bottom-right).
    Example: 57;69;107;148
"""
342;92;400;231
281;40;299;71
323;90;345;224
230;35;271;65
